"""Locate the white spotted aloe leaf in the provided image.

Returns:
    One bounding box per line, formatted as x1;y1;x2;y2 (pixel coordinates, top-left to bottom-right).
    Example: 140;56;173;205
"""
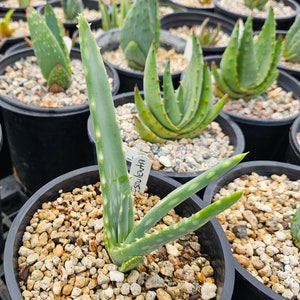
27;5;72;93
282;16;300;63
134;33;228;143
78;14;247;272
211;8;282;100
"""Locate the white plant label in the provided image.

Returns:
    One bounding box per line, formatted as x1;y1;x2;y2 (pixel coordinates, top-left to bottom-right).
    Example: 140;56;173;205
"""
124;145;140;162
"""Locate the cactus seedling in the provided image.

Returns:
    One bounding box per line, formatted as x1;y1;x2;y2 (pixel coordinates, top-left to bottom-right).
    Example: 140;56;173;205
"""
119;0;160;71
244;0;268;10
27;5;72;93
133;34;228;143
282;17;300;63
78;14;246;272
61;0;83;21
211;8;282;100
0;9;16;38
100;0;131;31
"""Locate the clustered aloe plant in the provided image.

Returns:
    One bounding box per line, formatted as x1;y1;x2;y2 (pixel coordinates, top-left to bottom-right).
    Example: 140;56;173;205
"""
119;0;160;71
78;14;246;272
61;0;83;21
0;9;16;38
291;207;300;249
211;8;282;100
196;17;222;46
244;0;268;10
282;17;300;63
100;0;131;31
134;34;228;143
26;5;72;93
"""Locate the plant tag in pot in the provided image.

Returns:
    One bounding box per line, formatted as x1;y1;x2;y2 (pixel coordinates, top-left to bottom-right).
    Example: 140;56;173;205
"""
130;155;151;193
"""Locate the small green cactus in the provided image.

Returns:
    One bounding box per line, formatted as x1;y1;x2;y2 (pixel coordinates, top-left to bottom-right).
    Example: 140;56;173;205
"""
244;0;268;10
78;14;246;272
0;9;16;38
119;0;160;71
291;207;300;249
211;8;282;100
61;0;83;21
100;0;131;31
196;17;222;46
282;17;300;63
27;5;72;93
134;34;227;143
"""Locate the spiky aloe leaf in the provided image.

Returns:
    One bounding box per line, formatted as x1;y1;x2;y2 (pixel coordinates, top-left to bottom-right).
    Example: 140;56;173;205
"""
61;0;83;21
78;14;134;250
0;9;16;38
291;207;300;249
27;5;71;92
283;17;300;63
120;0;160;71
79;14;246;272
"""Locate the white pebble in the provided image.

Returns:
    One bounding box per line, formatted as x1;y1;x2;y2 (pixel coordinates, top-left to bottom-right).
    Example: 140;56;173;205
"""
109;270;124;282
201;282;217;300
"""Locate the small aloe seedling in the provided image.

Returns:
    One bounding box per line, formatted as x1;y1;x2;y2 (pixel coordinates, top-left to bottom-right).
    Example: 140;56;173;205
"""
78;14;246;272
134;34;228;143
291;207;300;249
61;0;83;21
211;8;282;100
100;0;132;31
18;0;31;7
196;17;221;46
244;0;268;10
119;0;160;71
0;9;16;38
27;5;72;93
282;17;300;63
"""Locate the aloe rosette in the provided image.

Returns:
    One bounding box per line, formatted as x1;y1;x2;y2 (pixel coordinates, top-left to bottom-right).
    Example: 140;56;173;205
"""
282;17;300;63
27;5;72;93
197;17;221;46
211;8;282;100
61;0;83;21
78;14;246;272
134;34;228;143
244;0;268;10
119;0;160;71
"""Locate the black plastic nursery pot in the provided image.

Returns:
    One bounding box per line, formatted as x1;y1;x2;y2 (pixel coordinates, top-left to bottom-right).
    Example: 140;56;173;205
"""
37;0;102;37
160;10;235;56
0;12;29;54
285;114;300;165
213;0;300;30
96;28;187;93
4;165;236;300
203;160;300;300
162;0;215;12
0;0;46;13
0;48;119;195
205;55;300;162
87;91;245;185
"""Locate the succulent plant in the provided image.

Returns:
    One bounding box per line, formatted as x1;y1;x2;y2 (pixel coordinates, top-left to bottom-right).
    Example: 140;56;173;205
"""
0;9;16;38
119;0;160;71
291;207;300;249
100;0;132;31
18;0;31;7
27;5;72;93
282;17;300;63
244;0;268;10
211;8;282;100
61;0;83;21
196;17;221;46
78;14;246;272
133;34;228;143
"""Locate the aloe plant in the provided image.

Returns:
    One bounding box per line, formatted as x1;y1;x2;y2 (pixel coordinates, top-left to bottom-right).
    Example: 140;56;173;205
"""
119;0;160;71
134;34;227;143
291;207;300;249
27;5;72;93
78;14;246;272
100;0;131;31
18;0;31;7
282;17;300;63
211;8;282;100
196;17;221;46
244;0;268;10
0;9;16;38
61;0;83;21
